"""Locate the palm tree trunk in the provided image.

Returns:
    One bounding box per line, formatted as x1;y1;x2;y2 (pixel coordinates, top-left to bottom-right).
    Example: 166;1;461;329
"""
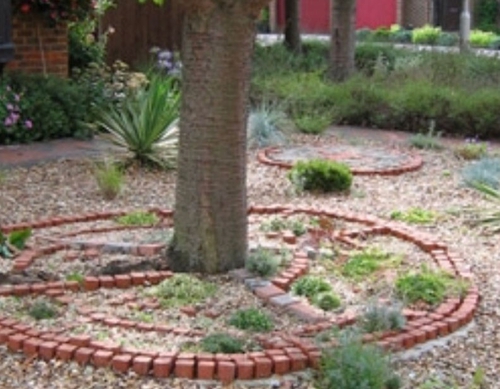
284;0;301;53
329;0;357;82
169;0;269;274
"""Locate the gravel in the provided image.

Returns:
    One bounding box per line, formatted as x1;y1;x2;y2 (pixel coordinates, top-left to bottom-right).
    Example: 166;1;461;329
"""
0;133;499;389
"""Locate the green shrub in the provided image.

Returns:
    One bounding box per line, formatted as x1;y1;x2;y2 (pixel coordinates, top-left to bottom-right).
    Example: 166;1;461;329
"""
229;308;273;332
116;211;159;226
342;248;394;279
291;275;332;299
412;25;442;45
355;44;398;75
359;303;406;333
436;32;459;47
395;269;464;305
462;157;500;190
66;272;84;284
200;333;245;354
390;29;413;44
316;332;401;389
356;28;374;42
454;141;488;160
312;291;342;311
29;300;58;320
372;27;392;42
465;182;500;232
288;159;352;193
408;127;444;150
95;75;180;168
149;274;216;308
247;102;291;148
94;159;124;200
470;29;497;48
1;74;98;144
246;247;280;277
476;0;500;33
293;111;332;134
0;229;32;259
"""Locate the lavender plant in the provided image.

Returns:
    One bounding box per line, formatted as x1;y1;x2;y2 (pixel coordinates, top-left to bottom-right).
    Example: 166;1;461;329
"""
0;84;33;144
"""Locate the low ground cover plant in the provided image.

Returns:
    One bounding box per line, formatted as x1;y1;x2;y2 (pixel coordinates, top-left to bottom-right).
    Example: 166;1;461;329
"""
342;247;398;279
245;247;280;277
116;211;159;226
200;333;245;354
462;157;500;190
229;308;273;332
288;159;352;193
291;275;342;311
28;299;58;321
390;207;437;224
454;140;488;160
358;302;406;333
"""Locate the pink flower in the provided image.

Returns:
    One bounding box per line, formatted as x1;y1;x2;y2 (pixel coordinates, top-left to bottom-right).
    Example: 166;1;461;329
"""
25;120;33;129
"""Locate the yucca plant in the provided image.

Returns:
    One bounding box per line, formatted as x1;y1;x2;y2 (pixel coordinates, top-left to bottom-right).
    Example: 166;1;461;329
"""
95;75;180;168
467;181;500;233
247;102;291;149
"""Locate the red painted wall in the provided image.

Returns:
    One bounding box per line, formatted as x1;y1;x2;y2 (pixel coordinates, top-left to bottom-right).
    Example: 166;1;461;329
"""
277;0;397;34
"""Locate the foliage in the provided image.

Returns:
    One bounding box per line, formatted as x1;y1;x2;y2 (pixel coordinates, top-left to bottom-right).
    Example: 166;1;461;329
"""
12;0;93;26
93;159;124;200
288;159;352;193
454;140;488;160
316;332;401;389
475;0;500;33
465;182;500;233
342;248;395;279
390;207;437;224
116;211;159;226
462;158;500;190
312;291;342;311
291;275;332;299
200;333;245;354
246;247;280;277
358;302;406;333
247;103;290;148
470;30;497;48
149;274;216;308
412;25;442;45
28;299;58;320
0;82;33;145
395;268;463;305
293;111;332;134
436;32;459;47
408;125;443;150
355;44;398;76
66;272;84;284
95;75;180;168
229;308;273;332
0;229;32;258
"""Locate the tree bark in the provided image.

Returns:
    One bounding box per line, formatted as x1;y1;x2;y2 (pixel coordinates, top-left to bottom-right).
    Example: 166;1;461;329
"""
169;0;269;274
284;0;301;53
329;0;356;82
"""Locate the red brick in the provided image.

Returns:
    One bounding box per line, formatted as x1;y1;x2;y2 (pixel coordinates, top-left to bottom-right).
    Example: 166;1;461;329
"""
93;350;114;368
197;360;216;379
308;350;322;369
114;275;132;288
217;361;236;383
235;358;255;380
74;347;95;365
271;354;291;375
153;357;173;378
84;277;100;291
98;276;115;288
23;337;42;356
133;355;153;376
145;271;163;285
39;341;58;360
253;357;272;378
289;353;308;372
12;284;30;297
180;306;197;317
8;333;28;352
56;343;77;361
112;354;133;373
0;328;17;345
64;281;81;292
69;334;91;347
174;359;195;379
130;272;146;286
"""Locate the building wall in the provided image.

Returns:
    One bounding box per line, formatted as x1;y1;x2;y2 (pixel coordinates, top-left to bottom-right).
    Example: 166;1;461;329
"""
402;0;432;28
6;13;68;77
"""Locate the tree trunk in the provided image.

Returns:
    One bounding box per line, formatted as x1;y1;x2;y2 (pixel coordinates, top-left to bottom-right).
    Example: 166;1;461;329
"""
329;0;356;82
169;0;269;274
284;0;301;53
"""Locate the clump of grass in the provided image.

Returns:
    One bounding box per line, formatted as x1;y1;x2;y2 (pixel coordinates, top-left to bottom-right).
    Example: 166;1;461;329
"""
390;207;437;224
200;333;245;354
408;125;443;150
229;308;274;332
116;211;159;226
148;274;216;308
94;159;124;200
358;302;406;333
454;141;488;160
342;248;396;279
247;102;291;148
246;247;280;277
65;272;84;284
29;299;58;320
462;157;500;190
291;275;332;299
312;291;342;311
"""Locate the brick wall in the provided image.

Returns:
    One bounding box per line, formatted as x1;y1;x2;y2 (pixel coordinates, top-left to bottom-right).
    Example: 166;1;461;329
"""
6;12;68;77
403;0;432;28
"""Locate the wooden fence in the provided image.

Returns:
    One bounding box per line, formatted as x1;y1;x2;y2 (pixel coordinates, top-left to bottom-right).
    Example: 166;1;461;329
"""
102;0;184;67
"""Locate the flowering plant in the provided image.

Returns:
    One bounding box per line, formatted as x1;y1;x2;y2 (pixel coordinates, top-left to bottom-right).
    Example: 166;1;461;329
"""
12;0;94;26
0;83;33;145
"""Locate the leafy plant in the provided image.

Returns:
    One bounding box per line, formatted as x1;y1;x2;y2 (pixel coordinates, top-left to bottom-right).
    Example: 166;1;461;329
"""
359;302;406;333
462;157;500;190
316;331;401;389
412;25;442;45
116;211;159;226
291;275;332;298
395;268;465;306
0;228;32;258
247;102;290;148
465;181;500;232
149;274;216;308
28;300;58;321
390;207;437;224
454;140;488;160
200;333;245;354
409;125;443;150
470;29;497;48
312;291;342;311
65;272;84;284
342;248;396;279
94;159;124;200
293;111;332;134
229;308;273;332
260;217;287;232
288;159;353;193
95;75;180;168
246;247;280;277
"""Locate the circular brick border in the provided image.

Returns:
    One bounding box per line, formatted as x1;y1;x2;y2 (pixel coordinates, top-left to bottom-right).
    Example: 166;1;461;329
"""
258;146;423;176
0;206;479;382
